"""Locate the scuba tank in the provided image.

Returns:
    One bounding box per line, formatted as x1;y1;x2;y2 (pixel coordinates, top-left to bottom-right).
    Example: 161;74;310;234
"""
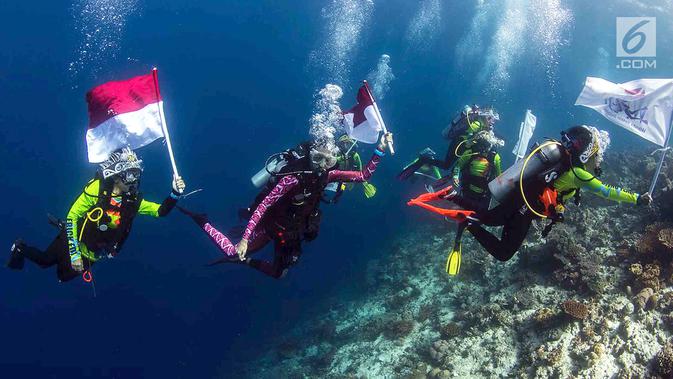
251;154;288;188
488;140;567;203
442;105;478;140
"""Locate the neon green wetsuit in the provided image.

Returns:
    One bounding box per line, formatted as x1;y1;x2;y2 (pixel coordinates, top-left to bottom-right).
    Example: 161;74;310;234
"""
554;167;639;204
452;149;502;196
66;179;171;262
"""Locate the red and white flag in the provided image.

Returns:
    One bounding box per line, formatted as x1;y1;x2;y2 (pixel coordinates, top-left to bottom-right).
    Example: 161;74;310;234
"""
85;69;166;163
343;83;383;144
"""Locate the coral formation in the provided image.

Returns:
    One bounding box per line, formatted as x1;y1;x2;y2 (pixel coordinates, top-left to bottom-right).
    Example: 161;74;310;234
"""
247;151;673;379
561;300;589;320
655;340;673;377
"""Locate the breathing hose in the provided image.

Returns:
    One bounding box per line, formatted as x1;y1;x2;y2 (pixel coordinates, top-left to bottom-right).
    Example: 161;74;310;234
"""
519;141;563;219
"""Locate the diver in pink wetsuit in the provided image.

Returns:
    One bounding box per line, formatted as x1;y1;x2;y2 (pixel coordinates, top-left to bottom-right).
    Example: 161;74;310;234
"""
180;133;392;279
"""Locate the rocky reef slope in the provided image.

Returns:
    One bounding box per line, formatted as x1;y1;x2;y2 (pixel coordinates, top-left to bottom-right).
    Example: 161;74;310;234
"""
251;151;673;379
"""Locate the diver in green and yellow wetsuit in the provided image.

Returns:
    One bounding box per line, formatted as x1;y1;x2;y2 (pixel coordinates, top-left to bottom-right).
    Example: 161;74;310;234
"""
442;125;652;262
324;135;378;203
397;105;499;180
7;147;186;282
441;130;504;275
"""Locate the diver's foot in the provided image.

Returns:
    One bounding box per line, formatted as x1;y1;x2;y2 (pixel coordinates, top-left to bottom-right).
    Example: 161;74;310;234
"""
465;215;481;226
177;206;209;227
7;239;25;270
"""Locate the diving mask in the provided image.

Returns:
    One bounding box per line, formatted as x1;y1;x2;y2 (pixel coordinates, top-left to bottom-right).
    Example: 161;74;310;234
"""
120;168;142;185
310;148;337;171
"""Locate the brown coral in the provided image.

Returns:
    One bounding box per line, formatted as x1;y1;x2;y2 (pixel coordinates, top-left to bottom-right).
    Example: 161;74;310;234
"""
634;287;655;310
635;223;673;261
439;322;460;339
533;308;557;327
561;300;589;320
659;228;673;250
655;341;673;377
383;319;414;340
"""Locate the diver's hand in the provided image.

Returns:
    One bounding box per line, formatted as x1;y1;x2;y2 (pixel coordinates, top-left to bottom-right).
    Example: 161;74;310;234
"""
172;175;186;195
71;257;84;272
378;132;393;152
637;192;652;206
452;176;460;189
236;239;249;261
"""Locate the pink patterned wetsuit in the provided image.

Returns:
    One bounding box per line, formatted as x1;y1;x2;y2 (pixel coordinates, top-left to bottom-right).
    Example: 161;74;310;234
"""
198;149;383;278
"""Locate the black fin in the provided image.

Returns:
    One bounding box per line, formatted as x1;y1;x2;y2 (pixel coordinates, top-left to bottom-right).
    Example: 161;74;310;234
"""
177;206;209;227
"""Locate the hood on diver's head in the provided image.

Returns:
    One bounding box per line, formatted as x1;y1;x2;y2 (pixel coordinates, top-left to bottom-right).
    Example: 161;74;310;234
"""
561;125;610;166
476;107;500;128
99;147;144;183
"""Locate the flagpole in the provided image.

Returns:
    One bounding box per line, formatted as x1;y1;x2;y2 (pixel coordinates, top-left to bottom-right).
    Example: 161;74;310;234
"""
363;80;395;155
152;68;180;178
648;110;673;196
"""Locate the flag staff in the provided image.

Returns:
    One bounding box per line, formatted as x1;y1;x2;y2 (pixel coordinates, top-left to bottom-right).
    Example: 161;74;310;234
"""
363;80;395;155
648;110;673;195
152;67;180;178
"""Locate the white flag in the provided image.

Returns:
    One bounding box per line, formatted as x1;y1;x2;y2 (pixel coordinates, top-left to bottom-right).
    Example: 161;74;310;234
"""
513;110;537;160
342;84;383;144
575;77;673;147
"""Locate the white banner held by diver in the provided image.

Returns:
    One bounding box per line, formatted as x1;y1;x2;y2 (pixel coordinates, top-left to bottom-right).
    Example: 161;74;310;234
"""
513;109;537;161
575;77;673;147
343;84;383;144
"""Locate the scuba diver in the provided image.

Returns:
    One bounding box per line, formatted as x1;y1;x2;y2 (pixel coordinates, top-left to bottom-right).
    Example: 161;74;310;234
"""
7;147;186;282
323;134;378;203
398;105;500;181
410;125;652;264
179;133;392;279
410;130;504;275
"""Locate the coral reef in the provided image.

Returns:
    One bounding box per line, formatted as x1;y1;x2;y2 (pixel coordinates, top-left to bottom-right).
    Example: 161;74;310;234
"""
561;300;589;320
247;150;673;378
654;340;673;377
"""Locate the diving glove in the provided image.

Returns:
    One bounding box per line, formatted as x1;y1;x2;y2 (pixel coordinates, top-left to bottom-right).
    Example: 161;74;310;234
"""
71;257;84;272
637;192;652;206
172;175;186;196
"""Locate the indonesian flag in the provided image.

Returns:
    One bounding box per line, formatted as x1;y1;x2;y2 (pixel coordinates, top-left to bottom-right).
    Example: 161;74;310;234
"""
343;83;383;144
85;69;166;163
512;109;537;160
575;77;673;147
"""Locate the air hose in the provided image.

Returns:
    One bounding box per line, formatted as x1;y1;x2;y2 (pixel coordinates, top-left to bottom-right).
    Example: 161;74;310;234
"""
519;141;563;219
78;207;104;241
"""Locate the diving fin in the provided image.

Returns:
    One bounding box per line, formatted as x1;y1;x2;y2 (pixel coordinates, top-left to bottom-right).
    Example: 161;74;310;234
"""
178;206;209;227
47;214;65;230
445;242;461;276
7;239;25;270
363;182;377;198
397;158;423;181
206;255;245;266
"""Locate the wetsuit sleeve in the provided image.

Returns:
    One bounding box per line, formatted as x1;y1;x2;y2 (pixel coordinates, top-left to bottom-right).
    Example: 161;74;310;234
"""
353;152;363;171
65;181;99;263
242;175;299;241
138;195;178;218
328;148;383;183
494;153;503;177
452;153;469;180
572;167;639;204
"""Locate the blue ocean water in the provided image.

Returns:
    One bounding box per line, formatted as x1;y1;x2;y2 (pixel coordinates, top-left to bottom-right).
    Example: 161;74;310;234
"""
0;0;671;377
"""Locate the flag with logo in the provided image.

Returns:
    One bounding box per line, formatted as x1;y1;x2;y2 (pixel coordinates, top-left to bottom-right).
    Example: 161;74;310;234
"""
85;70;165;163
513;109;537;161
575;77;673;147
342;83;383;144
